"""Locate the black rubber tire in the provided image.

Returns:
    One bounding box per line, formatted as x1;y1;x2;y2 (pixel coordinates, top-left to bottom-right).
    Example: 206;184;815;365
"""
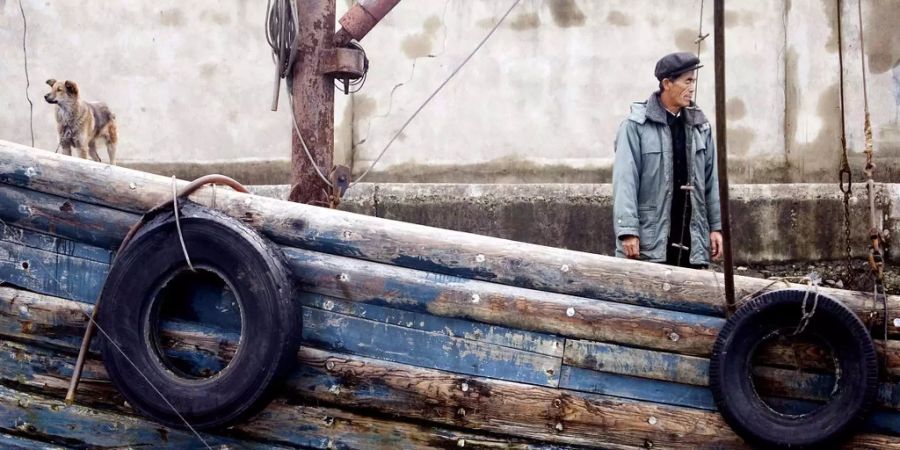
98;202;299;430
709;289;877;449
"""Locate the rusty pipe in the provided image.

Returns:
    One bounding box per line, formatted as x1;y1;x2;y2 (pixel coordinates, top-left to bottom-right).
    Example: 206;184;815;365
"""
335;0;402;46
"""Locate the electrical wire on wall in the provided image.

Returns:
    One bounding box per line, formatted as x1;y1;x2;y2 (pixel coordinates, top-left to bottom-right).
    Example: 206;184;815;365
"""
18;0;35;147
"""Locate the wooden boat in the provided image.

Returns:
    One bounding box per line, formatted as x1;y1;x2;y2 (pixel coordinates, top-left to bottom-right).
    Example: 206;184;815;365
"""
1;139;899;449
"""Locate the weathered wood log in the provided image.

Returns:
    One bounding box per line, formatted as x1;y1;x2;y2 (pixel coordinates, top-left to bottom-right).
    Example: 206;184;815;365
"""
0;432;66;450
5;284;900;416
1;141;897;328
298;293;564;357
0;339;581;450
1;218;730;358
302;307;563;387
0;223;805;364
0;384;262;448
292;347;900;449
2;330;898;450
0;182;132;252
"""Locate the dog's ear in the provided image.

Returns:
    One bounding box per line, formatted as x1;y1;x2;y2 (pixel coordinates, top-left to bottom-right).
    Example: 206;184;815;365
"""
64;80;79;96
46;79;57;87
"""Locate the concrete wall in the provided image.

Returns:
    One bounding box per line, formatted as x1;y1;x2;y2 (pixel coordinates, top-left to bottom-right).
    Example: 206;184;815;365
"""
250;182;897;265
2;1;899;184
0;0;352;175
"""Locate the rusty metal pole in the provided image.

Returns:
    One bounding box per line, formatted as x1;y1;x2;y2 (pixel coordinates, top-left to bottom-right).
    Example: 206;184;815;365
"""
714;0;736;314
288;0;335;205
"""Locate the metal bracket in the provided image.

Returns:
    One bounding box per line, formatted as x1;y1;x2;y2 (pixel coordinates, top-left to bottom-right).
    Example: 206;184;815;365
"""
319;47;365;81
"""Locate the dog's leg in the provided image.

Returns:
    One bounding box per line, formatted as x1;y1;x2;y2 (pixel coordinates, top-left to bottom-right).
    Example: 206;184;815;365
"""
61;144;72;157
106;141;117;166
77;144;89;160
107;122;118;165
88;141;102;162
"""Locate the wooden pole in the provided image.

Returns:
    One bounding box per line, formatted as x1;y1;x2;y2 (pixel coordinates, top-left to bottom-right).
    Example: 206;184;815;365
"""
713;0;736;314
288;0;335;205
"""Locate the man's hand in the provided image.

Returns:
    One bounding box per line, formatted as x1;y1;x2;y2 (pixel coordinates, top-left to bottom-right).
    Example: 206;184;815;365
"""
621;235;640;259
710;231;723;262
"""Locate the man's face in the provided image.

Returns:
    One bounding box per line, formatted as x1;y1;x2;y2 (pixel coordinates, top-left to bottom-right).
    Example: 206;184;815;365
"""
663;71;696;108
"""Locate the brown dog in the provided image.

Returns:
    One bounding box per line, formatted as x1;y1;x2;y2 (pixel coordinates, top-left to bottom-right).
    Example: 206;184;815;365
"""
44;79;117;165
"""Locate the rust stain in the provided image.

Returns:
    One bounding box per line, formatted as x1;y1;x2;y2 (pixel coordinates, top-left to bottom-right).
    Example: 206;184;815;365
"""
726;98;747;121
674;28;697;53
606;10;630;27
353;94;378;119
401;15;441;59
728;126;756;157
510;12;541;31
547;0;585;28
158;8;185;27
863;0;900;74
820;0;839;53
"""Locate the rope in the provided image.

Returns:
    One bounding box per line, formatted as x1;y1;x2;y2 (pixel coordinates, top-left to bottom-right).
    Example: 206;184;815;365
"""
286;90;334;188
0;218;212;449
857;0;875;177
172;176;195;271
351;0;522;186
791;274;822;336
17;0;34;147
693;0;709;101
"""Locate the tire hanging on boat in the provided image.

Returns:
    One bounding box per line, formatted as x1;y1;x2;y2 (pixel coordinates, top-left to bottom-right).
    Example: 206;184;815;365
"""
98;202;300;430
709;289;877;449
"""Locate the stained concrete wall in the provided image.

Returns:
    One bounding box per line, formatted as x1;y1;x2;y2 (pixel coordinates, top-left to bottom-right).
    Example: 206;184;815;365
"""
0;0;352;176
1;1;899;184
250;182;896;265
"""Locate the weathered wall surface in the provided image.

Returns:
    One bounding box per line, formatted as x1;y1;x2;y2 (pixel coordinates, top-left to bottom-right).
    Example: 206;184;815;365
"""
0;0;352;175
1;1;899;184
251;182;895;265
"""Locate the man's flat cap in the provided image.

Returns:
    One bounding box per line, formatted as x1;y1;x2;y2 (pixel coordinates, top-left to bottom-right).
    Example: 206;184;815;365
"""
654;52;703;81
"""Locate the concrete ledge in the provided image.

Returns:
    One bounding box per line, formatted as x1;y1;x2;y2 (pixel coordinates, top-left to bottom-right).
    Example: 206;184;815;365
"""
249;183;896;265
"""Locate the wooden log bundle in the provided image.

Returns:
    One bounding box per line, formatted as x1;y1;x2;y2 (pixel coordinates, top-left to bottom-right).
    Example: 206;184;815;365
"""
1;140;900;448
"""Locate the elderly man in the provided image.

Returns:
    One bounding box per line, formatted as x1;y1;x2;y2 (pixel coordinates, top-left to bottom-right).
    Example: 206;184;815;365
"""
612;52;723;268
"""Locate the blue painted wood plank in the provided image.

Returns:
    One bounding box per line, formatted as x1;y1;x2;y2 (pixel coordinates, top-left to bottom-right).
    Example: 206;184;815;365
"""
0;237;108;303
0;183;134;252
0;385;259;448
0;223;112;264
560;364;900;435
0;431;66;449
301;306;562;387
299;293;564;357
284;247;726;357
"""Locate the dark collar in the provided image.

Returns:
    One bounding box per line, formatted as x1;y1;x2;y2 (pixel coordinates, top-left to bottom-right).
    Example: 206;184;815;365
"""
646;92;708;126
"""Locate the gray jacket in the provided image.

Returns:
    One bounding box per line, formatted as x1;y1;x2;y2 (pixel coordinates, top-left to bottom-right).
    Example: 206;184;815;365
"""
612;93;722;265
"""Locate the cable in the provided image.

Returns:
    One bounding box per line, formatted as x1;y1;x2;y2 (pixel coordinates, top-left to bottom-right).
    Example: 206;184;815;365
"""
265;0;300;111
18;0;34;147
351;0;522;186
